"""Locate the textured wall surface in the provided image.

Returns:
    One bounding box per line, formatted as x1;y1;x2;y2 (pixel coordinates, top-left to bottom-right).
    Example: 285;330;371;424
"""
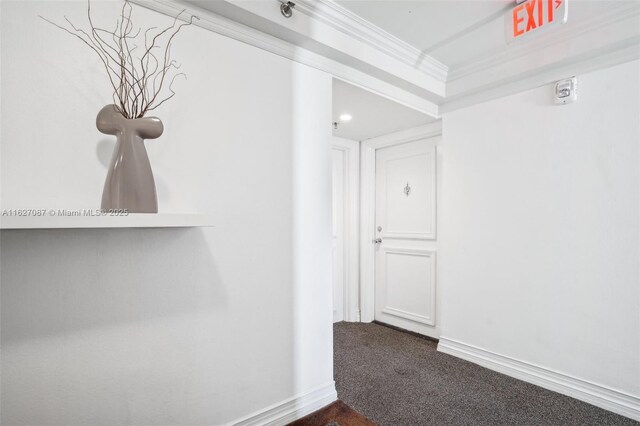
441;60;640;396
1;1;334;424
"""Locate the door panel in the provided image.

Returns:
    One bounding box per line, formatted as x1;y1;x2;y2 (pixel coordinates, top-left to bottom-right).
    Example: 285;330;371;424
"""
381;247;436;326
378;142;436;240
374;138;438;337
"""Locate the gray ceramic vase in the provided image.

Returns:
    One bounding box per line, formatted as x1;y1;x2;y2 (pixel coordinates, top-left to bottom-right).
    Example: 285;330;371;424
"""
96;105;163;213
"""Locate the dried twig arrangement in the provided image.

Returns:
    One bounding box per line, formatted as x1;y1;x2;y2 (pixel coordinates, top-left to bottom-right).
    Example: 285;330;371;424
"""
41;1;197;119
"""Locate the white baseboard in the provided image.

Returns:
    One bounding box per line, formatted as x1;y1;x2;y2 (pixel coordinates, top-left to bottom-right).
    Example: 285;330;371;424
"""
437;338;640;421
228;382;338;426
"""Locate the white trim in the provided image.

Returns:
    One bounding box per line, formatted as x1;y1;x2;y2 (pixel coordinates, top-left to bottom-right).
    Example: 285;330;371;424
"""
441;39;640;113
448;3;640;82
383;232;433;241
381;246;435;256
443;3;640;112
129;0;439;117
132;0;640;115
362;122;443;149
332;138;360;323
360;122;442;323
193;0;446;98
437;338;640;422
294;0;448;82
381;306;433;326
228;382;338;426
359;139;376;323
379;247;436;327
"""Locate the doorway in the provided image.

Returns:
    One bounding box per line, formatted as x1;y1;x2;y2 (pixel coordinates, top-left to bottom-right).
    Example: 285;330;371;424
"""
360;125;442;339
331;78;441;338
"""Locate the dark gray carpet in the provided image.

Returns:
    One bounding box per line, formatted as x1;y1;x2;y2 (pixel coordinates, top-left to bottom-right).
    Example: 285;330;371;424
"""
334;322;638;426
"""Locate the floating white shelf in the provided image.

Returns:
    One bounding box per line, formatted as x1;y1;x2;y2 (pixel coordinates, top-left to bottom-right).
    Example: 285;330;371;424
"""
0;214;215;230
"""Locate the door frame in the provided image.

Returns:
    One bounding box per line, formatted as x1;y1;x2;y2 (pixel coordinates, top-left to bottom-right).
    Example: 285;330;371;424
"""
359;122;442;322
332;137;361;322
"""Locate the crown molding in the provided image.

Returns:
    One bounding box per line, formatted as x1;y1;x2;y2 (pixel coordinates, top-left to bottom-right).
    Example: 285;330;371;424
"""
175;0;445;100
448;2;640;82
131;0;640;116
293;0;448;82
129;0;439;117
441;37;640;113
442;2;640;111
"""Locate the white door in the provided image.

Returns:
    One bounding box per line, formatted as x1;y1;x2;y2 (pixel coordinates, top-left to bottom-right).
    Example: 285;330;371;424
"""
374;138;438;337
332;148;346;322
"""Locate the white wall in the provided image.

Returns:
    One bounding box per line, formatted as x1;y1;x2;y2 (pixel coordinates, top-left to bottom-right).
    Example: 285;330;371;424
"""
441;60;640;397
0;1;334;424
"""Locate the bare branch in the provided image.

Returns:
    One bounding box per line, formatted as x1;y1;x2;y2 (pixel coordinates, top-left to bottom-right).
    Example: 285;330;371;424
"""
144;72;186;116
41;0;196;118
142;14;197;115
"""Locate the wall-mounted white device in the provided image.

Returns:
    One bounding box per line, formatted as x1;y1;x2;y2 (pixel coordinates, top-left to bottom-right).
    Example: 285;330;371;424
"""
554;77;577;105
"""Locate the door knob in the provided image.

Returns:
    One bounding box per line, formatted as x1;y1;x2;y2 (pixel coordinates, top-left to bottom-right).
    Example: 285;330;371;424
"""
373;238;382;244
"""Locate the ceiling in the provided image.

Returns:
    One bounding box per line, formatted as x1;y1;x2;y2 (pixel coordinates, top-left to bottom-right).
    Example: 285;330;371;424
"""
337;0;508;67
336;1;634;69
332;79;435;141
182;0;640;113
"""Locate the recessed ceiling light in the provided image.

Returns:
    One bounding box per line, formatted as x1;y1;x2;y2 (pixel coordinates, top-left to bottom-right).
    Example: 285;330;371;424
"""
340;113;352;122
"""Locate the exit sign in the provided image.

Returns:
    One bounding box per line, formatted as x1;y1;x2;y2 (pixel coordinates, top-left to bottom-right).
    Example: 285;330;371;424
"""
506;0;568;43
